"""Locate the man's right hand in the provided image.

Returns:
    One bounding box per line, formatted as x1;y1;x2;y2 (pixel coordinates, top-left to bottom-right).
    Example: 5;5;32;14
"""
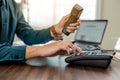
25;40;83;59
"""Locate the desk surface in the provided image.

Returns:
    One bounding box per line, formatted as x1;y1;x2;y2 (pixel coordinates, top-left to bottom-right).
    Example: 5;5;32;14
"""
0;56;120;80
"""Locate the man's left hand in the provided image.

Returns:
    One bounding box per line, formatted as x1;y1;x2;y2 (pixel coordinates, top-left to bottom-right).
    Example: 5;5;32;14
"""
54;14;80;35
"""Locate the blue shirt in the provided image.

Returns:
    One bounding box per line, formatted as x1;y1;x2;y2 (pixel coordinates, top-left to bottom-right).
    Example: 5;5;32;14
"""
0;0;53;62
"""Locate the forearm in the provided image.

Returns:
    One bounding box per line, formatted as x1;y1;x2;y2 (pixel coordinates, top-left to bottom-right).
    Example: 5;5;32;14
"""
16;27;54;45
25;40;68;59
25;46;40;59
25;45;60;60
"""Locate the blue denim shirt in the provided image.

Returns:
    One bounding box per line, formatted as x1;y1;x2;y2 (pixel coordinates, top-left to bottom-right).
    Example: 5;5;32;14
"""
0;0;53;62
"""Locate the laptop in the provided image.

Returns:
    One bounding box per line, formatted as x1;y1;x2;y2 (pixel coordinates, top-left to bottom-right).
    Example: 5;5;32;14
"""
74;20;108;50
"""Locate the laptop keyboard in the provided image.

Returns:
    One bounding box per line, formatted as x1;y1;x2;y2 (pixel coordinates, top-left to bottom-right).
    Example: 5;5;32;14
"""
76;43;99;50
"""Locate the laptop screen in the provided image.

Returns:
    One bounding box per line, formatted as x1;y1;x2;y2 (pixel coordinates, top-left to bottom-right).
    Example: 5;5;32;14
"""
75;20;108;44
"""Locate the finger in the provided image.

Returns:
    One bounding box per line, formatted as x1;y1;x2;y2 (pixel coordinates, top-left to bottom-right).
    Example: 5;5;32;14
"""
68;43;76;54
69;22;79;27
66;47;71;55
66;29;75;33
76;46;83;54
63;14;69;19
77;19;80;24
73;45;77;55
63;14;70;22
69;47;74;54
77;19;80;22
67;26;78;30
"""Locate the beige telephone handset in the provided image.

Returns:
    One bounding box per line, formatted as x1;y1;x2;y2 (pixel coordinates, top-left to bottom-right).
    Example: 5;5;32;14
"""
62;4;83;35
114;37;120;51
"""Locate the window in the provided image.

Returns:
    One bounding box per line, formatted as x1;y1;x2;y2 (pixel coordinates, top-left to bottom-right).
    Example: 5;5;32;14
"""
15;0;100;28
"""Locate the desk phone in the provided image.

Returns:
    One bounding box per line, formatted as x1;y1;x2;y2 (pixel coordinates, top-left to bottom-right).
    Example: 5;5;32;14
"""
65;50;115;68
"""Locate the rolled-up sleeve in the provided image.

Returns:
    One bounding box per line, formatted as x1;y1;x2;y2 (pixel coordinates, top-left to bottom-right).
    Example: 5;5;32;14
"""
0;43;26;62
15;2;54;45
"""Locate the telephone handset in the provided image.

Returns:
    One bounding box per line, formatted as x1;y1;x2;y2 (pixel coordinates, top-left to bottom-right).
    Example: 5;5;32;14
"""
62;4;84;35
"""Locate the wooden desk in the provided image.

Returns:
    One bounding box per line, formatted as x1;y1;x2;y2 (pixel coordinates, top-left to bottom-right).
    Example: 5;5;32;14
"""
0;56;120;80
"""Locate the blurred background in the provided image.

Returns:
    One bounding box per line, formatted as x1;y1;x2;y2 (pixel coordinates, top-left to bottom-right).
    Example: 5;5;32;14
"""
15;0;120;50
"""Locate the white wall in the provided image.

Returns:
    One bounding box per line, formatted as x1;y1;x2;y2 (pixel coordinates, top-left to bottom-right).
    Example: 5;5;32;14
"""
64;0;120;50
100;0;120;49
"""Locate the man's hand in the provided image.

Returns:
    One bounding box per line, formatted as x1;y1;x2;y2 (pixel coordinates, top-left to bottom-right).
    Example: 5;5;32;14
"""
54;14;80;35
25;40;83;59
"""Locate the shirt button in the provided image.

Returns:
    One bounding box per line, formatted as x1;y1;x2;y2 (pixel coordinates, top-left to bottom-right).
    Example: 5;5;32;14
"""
15;55;19;59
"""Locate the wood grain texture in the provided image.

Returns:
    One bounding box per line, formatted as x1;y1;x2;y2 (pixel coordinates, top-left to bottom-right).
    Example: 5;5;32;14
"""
0;56;120;80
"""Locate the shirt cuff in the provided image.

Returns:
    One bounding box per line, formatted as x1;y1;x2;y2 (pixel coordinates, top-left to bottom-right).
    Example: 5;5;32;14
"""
10;46;26;61
46;27;54;40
